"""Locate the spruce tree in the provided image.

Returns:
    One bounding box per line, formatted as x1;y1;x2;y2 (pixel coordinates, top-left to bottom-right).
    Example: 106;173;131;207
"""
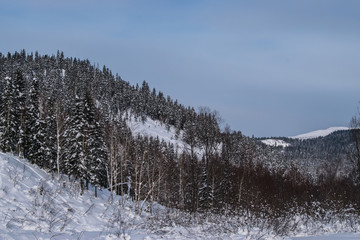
0;76;18;153
83;92;108;189
42;106;57;172
62;94;86;182
14;70;27;157
24;77;43;166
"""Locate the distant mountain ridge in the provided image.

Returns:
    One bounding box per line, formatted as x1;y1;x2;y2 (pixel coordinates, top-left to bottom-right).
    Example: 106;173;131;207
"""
290;126;349;140
260;126;350;148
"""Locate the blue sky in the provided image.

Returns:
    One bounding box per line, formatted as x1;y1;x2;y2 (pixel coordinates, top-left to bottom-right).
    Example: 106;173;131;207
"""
1;0;360;137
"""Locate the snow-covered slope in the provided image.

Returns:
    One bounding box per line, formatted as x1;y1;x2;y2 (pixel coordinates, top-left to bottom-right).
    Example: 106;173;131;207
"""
261;126;349;148
1;151;360;239
125;114;185;150
0;152;145;239
0;152;273;239
291;127;349;140
261;139;290;147
124;114;209;158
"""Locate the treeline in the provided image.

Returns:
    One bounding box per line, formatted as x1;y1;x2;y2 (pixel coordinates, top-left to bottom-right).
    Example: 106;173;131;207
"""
258;130;358;183
1;50;359;216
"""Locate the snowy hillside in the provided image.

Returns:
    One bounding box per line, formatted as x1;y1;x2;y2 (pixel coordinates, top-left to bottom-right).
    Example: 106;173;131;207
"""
124;114;209;158
0;152;278;239
1;152;360;239
291;127;349;140
0;152;145;239
125;114;185;150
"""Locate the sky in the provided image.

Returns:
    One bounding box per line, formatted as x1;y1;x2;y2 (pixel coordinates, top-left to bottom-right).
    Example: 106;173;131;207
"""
1;0;360;137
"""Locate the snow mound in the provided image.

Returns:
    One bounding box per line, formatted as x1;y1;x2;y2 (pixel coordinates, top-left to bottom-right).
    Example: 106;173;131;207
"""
291;127;349;140
261;139;290;147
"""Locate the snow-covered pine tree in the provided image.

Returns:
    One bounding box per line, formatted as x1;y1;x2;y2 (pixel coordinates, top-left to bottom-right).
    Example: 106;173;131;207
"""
62;91;107;195
33;109;57;172
0;75;19;153
14;70;27;158
83;91;108;195
0;77;12;152
23;77;39;162
24;77;47;167
62;94;86;185
39;78;58;171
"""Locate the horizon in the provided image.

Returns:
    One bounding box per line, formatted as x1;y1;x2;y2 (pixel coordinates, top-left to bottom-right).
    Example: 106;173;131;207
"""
1;0;360;137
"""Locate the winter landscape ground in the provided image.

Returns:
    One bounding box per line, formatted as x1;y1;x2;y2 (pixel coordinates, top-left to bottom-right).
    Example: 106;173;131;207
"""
1;126;360;240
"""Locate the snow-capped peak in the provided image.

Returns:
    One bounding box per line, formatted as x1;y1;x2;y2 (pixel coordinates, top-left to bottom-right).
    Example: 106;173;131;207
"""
291;126;349;140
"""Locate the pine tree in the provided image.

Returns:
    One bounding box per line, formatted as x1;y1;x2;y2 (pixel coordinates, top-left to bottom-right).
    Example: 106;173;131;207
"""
24;77;46;167
0;77;11;152
62;94;86;182
0;76;18;153
62;92;108;195
44;105;57;172
14;70;27;157
83;91;108;191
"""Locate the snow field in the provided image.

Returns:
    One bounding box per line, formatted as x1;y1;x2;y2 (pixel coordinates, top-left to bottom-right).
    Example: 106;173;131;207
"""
0;152;277;239
1;144;360;239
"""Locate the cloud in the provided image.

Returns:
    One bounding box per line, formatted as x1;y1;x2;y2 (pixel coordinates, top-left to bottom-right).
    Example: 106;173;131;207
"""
1;0;360;136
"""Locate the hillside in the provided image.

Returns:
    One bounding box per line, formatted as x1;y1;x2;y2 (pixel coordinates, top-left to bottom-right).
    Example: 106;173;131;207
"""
258;129;356;182
0;152;256;239
261;126;350;148
2;50;360;239
2;152;360;240
0;50;258;213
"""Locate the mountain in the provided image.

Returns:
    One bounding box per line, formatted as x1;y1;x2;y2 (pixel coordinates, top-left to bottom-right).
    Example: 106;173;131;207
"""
260;126;350;148
259;128;356;183
291;126;349;140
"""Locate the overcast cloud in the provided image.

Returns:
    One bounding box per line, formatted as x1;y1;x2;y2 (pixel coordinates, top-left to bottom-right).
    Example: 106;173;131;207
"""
1;0;360;136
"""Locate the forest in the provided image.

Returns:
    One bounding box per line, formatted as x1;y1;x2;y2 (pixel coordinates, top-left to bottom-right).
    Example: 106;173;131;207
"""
1;50;360;229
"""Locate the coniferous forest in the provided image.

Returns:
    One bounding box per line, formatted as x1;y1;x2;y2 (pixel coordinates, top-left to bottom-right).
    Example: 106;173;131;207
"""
1;50;360;226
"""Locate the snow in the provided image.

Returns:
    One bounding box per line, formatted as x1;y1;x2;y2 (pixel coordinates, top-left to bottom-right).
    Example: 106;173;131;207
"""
125;114;184;150
124;114;207;158
61;69;66;78
291;127;349;140
0;152;143;239
0;152;253;239
1;152;359;239
292;233;360;239
261;139;291;147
